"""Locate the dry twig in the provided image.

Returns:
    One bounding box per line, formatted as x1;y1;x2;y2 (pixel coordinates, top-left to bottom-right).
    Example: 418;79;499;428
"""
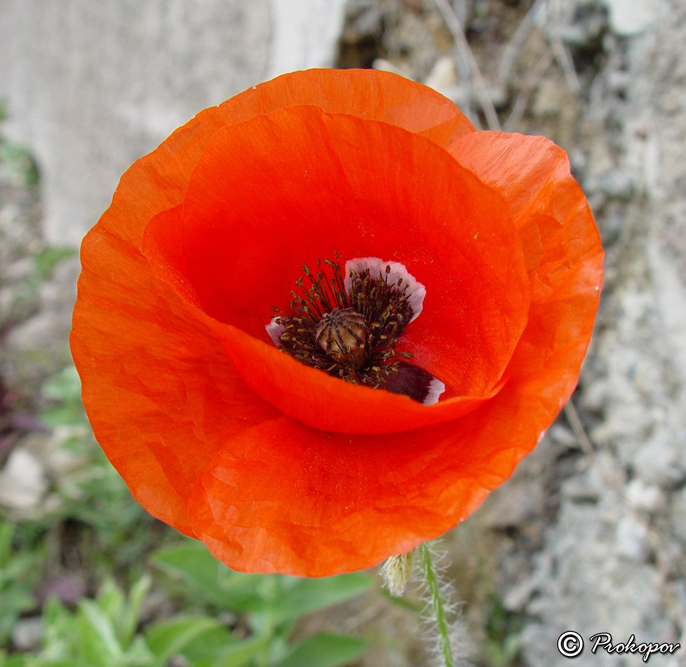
563;401;595;458
551;35;580;92
503;47;554;131
547;0;581;92
433;0;501;131
497;0;547;83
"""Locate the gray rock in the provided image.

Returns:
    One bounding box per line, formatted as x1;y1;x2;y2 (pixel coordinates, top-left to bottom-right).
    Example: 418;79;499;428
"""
0;446;48;512
476;4;686;662
548;423;580;449
593;170;636;200
266;0;347;78
614;515;651;562
480;478;546;529
635;431;686;489
625;479;666;513
11;617;44;651
561;475;601;503
424;56;458;95
672;488;686;546
603;0;656;36
579;378;611;414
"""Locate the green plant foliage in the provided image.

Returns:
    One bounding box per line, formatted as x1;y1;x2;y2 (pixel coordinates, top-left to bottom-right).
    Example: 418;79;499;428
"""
277;633;368;667
0;522;41;647
145;616;236;666
482;592;522;667
32;247;76;280
38;367;164;574
151;540;371;666
34;589;153;667
18;562;369;667
152;541;373;620
0;140;39;187
0;651;30;667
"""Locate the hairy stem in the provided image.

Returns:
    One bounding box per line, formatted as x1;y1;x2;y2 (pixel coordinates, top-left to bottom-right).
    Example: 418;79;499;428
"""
419;543;455;667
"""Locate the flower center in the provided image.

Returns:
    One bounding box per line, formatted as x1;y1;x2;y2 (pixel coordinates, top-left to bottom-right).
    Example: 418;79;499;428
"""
268;255;415;388
266;255;445;405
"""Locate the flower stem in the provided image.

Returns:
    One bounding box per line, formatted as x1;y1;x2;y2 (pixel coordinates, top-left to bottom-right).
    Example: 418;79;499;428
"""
418;543;455;667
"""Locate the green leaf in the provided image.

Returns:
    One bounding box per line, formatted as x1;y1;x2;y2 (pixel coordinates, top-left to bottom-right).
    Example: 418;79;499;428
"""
211;634;270;667
77;599;124;666
277;633;367;667
0;653;30;667
120;575;152;648
151;542;227;600
121;635;154;666
1;552;40;586
145;616;229;665
270;574;373;623
151;542;268;611
96;580;125;631
179;626;238;663
0;523;11;567
33;247;76;279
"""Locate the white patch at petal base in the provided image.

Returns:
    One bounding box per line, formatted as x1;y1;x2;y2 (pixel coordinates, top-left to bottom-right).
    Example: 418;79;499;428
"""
423;376;446;405
266;317;285;347
344;257;426;322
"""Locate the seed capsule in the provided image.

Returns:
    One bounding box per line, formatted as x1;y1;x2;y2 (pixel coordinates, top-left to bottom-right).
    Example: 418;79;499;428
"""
315;307;368;368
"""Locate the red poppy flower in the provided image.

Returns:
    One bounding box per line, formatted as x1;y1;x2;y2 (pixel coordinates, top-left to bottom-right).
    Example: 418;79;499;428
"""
71;69;603;577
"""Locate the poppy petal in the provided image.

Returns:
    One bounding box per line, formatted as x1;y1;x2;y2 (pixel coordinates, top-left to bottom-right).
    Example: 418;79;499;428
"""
141;106;531;434
446;131;604;376
71;228;279;536
216;69;476;147
186;415;492;576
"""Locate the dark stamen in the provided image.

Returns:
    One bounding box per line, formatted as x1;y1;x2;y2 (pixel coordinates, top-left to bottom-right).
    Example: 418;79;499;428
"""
271;255;415;388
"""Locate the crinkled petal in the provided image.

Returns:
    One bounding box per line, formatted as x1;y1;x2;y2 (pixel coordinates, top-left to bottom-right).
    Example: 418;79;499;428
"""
187;415;491;576
446;131;604;380
71;229;278;536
